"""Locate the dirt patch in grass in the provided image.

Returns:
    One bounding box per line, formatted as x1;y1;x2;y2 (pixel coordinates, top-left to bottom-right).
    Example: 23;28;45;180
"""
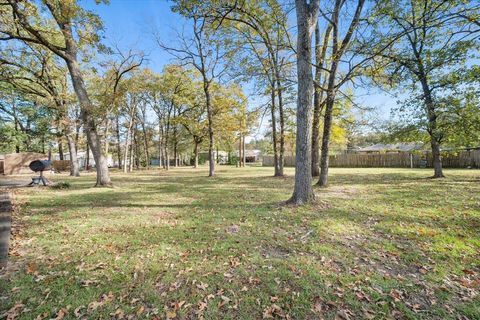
316;185;360;199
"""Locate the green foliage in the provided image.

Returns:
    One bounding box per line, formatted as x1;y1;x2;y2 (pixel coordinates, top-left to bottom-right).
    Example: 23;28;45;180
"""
50;181;71;189
367;0;480;148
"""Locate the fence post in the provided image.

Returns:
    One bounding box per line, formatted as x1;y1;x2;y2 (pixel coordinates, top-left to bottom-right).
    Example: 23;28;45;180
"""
0;192;12;268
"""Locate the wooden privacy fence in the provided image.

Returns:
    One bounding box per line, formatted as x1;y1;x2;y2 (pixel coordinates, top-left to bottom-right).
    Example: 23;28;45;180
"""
262;150;480;168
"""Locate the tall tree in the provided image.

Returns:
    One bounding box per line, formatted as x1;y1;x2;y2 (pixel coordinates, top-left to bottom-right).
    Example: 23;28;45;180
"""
0;43;81;176
158;3;231;177
289;0;320;205
210;0;293;176
0;0;112;186
369;0;480;178
314;0;366;186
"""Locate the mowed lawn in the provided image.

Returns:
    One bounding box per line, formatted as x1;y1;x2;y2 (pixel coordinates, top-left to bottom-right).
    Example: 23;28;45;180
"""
1;167;479;319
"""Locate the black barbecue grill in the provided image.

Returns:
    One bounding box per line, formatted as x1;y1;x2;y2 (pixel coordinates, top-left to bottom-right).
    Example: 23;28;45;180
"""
28;160;51;186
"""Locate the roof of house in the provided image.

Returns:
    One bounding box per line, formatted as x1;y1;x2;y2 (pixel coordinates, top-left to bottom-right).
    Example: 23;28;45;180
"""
357;143;425;152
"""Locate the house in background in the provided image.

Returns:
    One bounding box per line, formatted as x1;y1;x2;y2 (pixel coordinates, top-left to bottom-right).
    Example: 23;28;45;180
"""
356;143;426;154
53;151;115;168
235;149;262;163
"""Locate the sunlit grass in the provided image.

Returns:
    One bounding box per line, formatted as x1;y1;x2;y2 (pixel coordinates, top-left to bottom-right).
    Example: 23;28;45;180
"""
1;167;479;319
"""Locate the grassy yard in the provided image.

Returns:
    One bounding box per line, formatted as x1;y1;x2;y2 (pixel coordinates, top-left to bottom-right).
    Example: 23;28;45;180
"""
1;167;479;319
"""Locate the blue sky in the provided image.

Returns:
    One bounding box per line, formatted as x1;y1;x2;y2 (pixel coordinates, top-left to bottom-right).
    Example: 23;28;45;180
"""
81;0;396;136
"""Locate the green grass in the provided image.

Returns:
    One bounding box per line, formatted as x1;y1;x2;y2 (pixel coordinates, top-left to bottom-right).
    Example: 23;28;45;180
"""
1;167;479;319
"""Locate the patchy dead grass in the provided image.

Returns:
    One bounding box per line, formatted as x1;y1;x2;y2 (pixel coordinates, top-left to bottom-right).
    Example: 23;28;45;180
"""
0;166;479;319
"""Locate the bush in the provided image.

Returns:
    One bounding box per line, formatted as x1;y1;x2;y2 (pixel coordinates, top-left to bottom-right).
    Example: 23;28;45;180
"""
227;155;239;165
51;181;71;189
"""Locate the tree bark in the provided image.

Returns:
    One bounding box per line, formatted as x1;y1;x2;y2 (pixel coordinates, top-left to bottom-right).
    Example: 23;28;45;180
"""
65;60;110;184
317;0;364;186
128;138;134;172
115;114;122;169
242;134;246;166
85;142;90;171
276;78;285;175
141;120;149;169
289;0;320;204
238;133;243;167
270;88;281;176
134;123;140;169
204;84;215;177
65;59;111;185
66;134;80;177
419;76;444;178
311;23;330;177
123;106;135;173
58;137;64;160
193;139;199;168
318;93;335;187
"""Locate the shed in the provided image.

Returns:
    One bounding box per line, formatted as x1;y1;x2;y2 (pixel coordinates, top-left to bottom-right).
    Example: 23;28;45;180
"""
0;152;48;175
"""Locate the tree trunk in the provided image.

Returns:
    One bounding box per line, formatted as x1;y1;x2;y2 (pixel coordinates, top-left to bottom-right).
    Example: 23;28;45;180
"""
311;23;323;177
66;134;80;177
270;88;281;176
164;131;170;170
174;140;178;167
13;102;20;153
85;142;90;171
58;137;64;160
134;124;140;169
193;139;199;168
204;84;215;177
419;76;444;178
318;0;341;187
158;121;163;168
289;0;320;204
430;138;443;177
238;134;243;167
104;116;110;155
277;82;285;175
122;131;129;174
115;115;122;169
242;135;246;166
318;93;334;187
142;122;149;169
123;111;135;173
65;57;111;186
128;139;134;172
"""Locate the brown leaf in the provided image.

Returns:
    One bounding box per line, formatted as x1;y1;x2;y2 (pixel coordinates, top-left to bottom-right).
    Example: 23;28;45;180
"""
87;292;114;312
73;306;84;318
111;309;125;319
6;302;24;320
262;304;284;319
196;282;209;291
335;309;353;320
166;310;177;319
34;312;49;320
55;308;68;320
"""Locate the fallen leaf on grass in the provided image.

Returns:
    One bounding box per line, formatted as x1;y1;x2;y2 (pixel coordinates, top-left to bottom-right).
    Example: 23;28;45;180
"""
87;291;114;312
336;309;354;320
196;282;209;291
5;302;24;320
263;304;285;319
34;312;48;320
110;309;125;319
54;308;68;320
166;310;177;319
